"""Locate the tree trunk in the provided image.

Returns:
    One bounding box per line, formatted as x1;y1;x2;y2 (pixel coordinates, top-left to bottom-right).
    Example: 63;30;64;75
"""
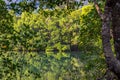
102;0;120;79
94;0;120;79
112;1;120;61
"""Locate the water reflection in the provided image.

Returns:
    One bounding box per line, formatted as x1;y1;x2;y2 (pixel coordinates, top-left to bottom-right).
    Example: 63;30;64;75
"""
0;51;105;80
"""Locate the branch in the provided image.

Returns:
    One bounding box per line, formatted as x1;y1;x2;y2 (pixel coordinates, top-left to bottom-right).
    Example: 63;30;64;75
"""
94;0;104;19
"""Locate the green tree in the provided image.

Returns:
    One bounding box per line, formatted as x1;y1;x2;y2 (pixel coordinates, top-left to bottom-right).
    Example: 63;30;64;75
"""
0;0;14;50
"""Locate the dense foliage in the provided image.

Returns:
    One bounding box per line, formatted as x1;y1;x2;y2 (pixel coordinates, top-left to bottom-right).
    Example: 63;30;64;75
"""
0;0;107;79
0;4;101;52
0;51;106;80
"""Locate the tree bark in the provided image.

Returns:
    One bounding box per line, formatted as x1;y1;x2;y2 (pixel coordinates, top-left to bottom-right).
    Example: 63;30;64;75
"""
94;0;120;79
112;1;120;61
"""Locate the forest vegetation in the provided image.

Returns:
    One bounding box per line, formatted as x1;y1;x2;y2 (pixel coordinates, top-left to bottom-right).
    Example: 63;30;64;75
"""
0;0;120;80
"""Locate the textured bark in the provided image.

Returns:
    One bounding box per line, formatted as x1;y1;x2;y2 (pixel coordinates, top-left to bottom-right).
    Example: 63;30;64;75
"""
112;1;120;61
94;0;120;79
102;2;120;78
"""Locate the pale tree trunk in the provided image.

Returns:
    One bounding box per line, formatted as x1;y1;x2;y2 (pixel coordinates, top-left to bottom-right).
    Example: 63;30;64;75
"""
94;0;120;79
